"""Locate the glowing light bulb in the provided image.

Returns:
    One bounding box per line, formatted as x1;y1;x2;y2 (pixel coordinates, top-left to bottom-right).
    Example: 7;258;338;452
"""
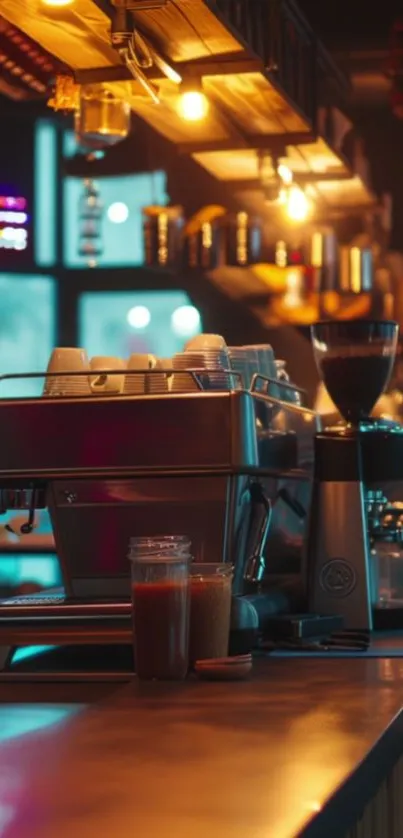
177;90;209;122
285;186;310;223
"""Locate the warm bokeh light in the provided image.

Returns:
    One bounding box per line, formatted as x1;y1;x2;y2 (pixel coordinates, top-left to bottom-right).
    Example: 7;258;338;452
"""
177;90;209;122
283;268;304;308
278;163;293;185
285;186;310;222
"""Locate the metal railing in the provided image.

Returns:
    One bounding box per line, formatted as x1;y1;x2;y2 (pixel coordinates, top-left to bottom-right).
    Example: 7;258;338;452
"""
213;0;349;129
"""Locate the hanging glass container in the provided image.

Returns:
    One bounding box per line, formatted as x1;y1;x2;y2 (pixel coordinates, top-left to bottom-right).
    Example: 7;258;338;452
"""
75;85;131;149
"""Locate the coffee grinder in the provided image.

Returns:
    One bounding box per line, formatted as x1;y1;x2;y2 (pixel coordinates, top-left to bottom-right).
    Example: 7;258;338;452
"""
306;319;403;631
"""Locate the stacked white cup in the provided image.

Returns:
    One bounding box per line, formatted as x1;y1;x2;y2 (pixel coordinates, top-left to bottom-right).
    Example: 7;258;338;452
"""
173;334;234;393
43;348;91;397
90;356;126;395
124;354;152;395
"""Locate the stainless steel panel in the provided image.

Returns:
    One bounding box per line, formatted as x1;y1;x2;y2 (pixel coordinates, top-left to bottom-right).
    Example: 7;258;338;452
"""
307;480;373;630
48;475;258;597
0;391;259;478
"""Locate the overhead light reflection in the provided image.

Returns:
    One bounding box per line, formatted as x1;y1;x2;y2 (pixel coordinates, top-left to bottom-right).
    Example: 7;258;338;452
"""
278;163;293;185
0;706;80;745
41;0;75;6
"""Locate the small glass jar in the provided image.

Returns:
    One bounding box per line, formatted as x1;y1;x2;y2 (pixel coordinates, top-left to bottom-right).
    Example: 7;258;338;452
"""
128;535;191;680
189;563;232;663
143;206;184;268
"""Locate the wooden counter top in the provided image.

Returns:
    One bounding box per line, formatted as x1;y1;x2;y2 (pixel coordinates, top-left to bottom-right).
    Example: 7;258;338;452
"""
1;656;403;838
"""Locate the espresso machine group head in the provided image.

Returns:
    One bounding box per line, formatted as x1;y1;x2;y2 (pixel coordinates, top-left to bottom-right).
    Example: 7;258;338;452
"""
307;319;403;631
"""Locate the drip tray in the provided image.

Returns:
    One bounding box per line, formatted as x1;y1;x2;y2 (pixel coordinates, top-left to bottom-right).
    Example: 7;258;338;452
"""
0;593;134;678
0;644;135;682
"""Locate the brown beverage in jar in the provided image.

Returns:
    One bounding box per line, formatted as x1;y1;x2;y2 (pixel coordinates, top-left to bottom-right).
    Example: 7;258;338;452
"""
132;579;189;680
189;564;232;662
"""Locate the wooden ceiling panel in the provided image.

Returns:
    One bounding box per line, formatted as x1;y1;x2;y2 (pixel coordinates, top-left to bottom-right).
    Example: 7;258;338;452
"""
193;149;259;180
126;86;231;144
204;73;309;135
131;0;241;62
1;0;116;69
314;176;375;207
288;137;348;175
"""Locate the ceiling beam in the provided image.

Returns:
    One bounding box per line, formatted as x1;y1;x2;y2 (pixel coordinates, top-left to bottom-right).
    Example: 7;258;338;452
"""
179;132;315;155
228;172;352;191
74;53;262;86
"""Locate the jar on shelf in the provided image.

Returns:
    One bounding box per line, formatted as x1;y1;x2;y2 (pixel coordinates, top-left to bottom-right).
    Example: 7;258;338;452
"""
184;209;262;269
75;84;131;149
143;205;184;268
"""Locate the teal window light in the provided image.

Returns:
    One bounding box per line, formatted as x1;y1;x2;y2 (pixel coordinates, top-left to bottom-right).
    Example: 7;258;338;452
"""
0;274;56;398
34;120;57;267
79;289;202;359
64;170;168;267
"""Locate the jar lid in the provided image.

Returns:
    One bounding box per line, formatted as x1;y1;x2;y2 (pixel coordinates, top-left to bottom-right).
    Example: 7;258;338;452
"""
128;535;191;561
129;535;190;549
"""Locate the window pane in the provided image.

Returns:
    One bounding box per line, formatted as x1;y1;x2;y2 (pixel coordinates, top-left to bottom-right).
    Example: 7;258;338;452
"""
0;553;61;591
34;121;57;267
79;290;202;359
0;508;57;578
0;274;56;398
64;173;168;267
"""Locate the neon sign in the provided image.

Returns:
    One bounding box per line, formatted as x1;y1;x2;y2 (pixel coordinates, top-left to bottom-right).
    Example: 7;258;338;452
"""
0;196;28;251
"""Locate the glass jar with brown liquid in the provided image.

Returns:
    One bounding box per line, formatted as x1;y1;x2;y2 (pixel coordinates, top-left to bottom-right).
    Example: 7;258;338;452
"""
128;536;191;680
189;563;232;663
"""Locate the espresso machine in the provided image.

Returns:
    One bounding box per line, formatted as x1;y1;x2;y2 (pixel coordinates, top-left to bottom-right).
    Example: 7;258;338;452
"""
0;366;317;679
307;319;403;632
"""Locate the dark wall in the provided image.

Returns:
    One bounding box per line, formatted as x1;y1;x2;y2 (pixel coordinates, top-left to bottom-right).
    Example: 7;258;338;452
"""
299;0;401;47
0;97;38;268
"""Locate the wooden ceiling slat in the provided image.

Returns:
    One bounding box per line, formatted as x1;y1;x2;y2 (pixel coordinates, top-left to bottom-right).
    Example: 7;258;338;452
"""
131;0;241;62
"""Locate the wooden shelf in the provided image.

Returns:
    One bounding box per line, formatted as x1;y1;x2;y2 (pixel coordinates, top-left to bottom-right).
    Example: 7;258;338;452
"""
2;0;375;213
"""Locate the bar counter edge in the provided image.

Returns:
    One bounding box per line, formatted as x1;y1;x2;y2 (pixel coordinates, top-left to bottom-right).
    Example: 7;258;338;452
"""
1;655;403;838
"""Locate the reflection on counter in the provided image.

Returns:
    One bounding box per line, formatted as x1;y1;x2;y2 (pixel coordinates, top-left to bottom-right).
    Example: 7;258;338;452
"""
0;705;81;745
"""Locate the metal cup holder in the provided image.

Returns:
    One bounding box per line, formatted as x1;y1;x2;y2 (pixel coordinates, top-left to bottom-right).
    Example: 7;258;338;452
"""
0;368;244;398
